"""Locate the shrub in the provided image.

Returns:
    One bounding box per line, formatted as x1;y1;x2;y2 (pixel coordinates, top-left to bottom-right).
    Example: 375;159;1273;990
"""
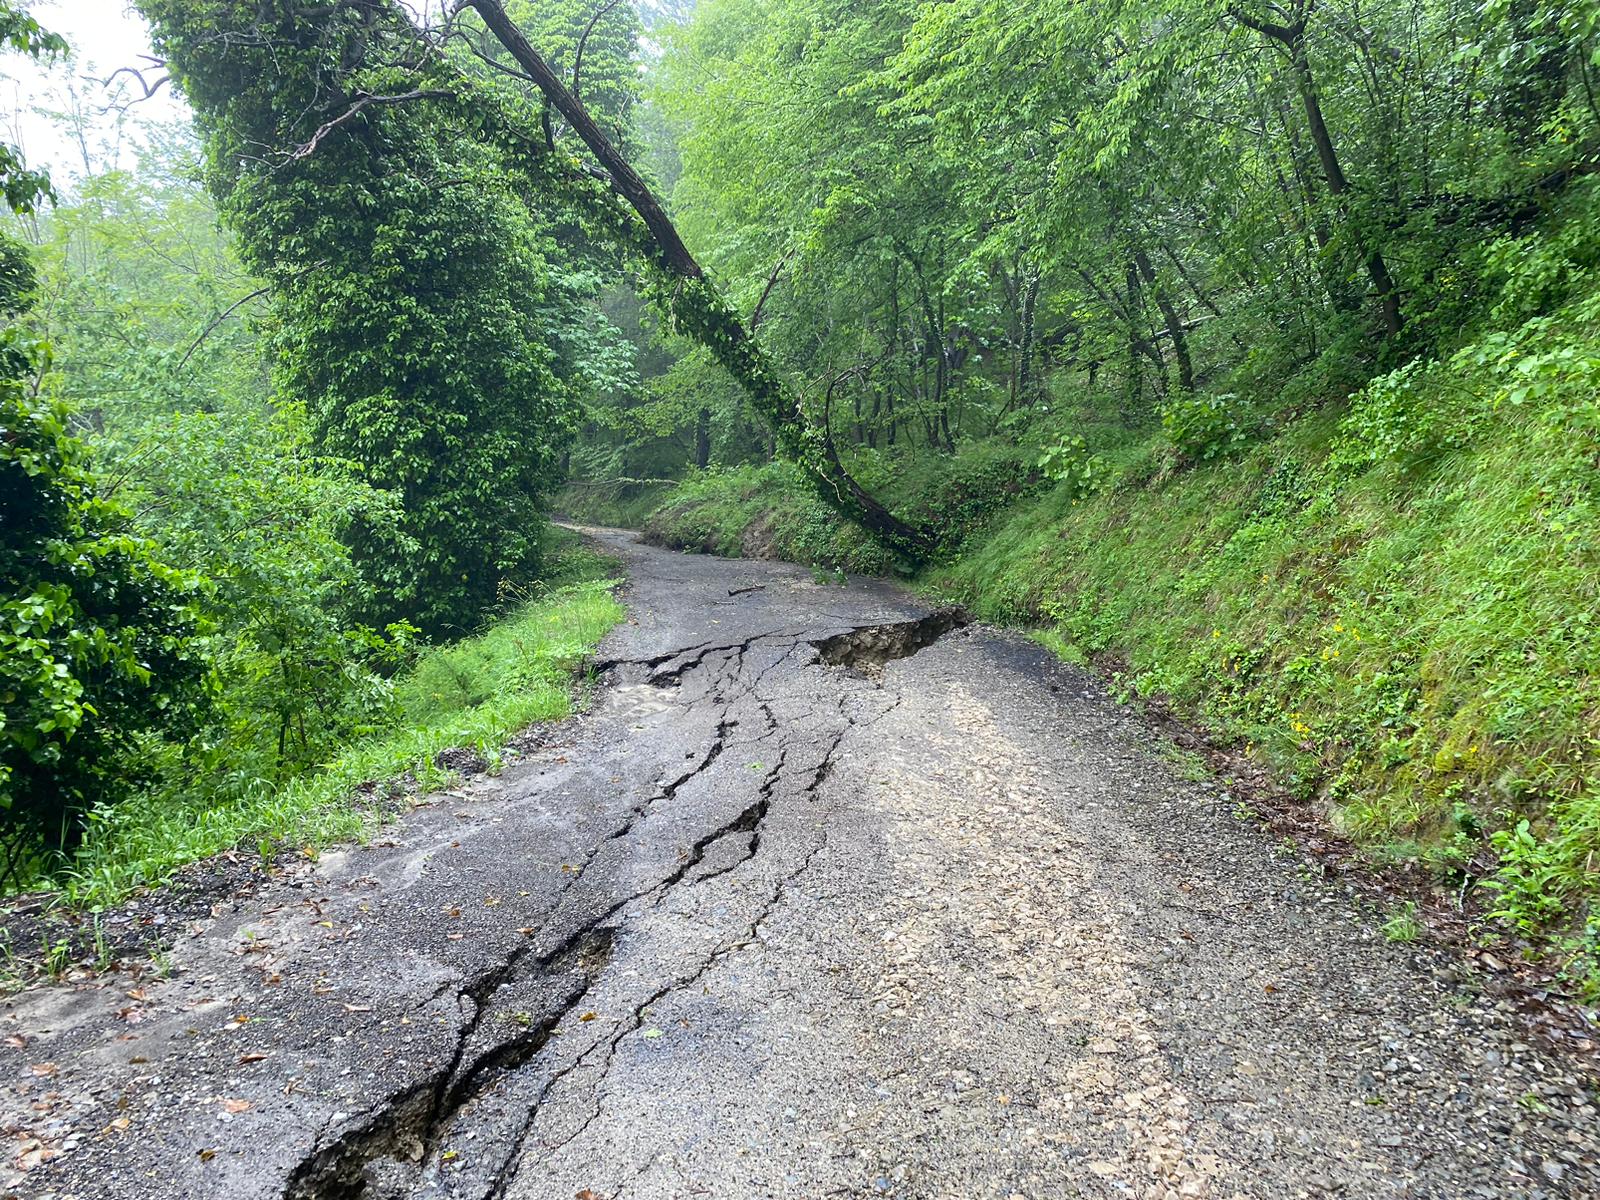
1;334;205;879
903;441;1040;540
1038;435;1112;500
1161;391;1252;460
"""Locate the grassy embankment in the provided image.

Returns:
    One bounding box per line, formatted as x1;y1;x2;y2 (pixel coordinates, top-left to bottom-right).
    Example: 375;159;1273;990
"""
554;478;678;530
644;287;1600;993
58;540;625;908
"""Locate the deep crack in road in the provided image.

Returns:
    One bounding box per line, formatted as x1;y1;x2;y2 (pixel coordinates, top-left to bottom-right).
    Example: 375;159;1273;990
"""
4;528;1597;1200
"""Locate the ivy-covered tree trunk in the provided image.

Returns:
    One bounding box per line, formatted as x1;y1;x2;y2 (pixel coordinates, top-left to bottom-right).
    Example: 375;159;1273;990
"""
140;0;580;633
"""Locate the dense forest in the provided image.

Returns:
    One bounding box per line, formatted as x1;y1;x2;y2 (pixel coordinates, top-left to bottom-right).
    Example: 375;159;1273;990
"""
2;0;1599;997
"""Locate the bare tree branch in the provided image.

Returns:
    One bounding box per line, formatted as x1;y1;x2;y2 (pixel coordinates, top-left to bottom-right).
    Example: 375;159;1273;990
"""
177;285;272;370
288;88;452;161
103;58;170;101
750;250;794;331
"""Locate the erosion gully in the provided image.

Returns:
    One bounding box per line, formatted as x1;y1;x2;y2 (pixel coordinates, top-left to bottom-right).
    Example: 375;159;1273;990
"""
3;527;1597;1200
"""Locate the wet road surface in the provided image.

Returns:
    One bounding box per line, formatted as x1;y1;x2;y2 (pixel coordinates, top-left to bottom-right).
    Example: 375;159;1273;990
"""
4;528;1597;1199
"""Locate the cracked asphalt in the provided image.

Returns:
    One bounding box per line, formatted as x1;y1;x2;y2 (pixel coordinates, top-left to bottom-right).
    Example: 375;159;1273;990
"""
4;527;1599;1200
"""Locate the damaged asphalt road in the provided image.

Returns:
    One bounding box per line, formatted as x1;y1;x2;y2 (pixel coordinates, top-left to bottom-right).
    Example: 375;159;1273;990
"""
4;528;1598;1200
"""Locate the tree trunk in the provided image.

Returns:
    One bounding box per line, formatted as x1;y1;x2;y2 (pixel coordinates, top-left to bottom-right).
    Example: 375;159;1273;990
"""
693;406;711;470
1122;260;1144;422
1233;4;1404;335
465;0;933;556
1016;267;1040;407
1133;249;1193;392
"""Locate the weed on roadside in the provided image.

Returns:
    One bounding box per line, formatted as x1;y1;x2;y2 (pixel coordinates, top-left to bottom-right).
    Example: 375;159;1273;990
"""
1382;901;1422;943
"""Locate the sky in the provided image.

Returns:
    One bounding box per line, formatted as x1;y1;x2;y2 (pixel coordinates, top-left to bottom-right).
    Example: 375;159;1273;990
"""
0;0;692;186
0;0;190;184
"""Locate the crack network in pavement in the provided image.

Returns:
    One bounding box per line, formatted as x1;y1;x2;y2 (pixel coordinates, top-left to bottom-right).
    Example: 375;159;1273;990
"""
279;609;967;1199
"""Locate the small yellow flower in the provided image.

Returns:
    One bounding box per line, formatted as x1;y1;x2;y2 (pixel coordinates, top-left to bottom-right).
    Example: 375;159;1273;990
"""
1212;628;1222;639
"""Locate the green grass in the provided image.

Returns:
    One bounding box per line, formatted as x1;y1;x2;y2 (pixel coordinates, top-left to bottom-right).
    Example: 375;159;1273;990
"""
1028;628;1089;668
644;461;896;573
59;554;625;908
1382;901;1423;943
643;441;1042;575
554;478;677;529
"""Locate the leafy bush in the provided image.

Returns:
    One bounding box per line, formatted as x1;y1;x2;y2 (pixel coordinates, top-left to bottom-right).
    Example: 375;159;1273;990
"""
63;549;624;905
126;405;416;780
1161;392;1252;461
1482;178;1600;324
903;441;1040;539
1;336;205;878
1038;435;1111;500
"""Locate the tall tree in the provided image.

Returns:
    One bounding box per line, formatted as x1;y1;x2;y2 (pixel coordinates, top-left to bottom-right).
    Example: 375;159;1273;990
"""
141;0;579;632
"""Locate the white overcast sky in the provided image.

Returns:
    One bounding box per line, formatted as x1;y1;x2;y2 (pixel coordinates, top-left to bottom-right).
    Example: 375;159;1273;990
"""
0;0;684;185
0;0;189;183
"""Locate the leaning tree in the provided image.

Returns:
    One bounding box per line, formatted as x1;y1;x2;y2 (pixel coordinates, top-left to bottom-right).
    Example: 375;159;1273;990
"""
139;0;935;560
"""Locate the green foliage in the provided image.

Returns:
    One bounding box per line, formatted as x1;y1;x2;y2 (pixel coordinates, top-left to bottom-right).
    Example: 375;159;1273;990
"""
1;339;205;873
0;6;215;879
645;462;893;573
905;442;1041;544
0;233;33;314
1382;901;1422;943
142;0;579;633
266;155;573;632
1161;393;1253;462
13;133;426;845
63;547;623;906
0;2;64;215
141;405;417;779
1038;436;1112;501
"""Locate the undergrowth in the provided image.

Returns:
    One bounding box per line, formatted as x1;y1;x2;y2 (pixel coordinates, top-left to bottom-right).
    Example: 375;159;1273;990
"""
554;478;677;529
645;461;896;574
55;542;625;909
